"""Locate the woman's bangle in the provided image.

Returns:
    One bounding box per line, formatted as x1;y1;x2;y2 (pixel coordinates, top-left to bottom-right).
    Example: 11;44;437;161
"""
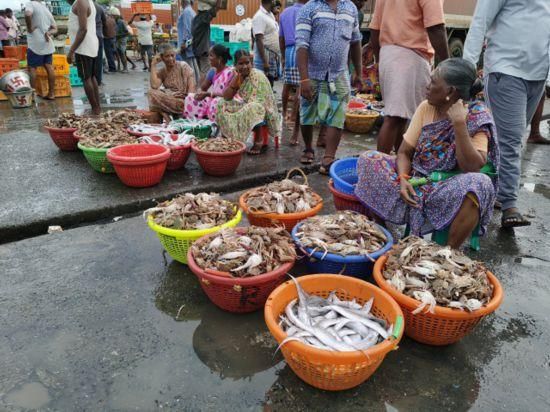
300;78;310;83
398;173;411;182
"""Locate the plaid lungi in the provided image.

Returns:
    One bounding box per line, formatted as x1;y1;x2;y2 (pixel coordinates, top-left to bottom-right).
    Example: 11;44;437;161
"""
284;45;300;86
254;47;281;80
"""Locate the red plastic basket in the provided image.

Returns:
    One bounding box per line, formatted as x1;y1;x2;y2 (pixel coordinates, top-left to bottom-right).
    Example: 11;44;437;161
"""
166;144;192;170
187;229;296;313
328;179;374;218
43;125;78;151
107;144;170;187
191;141;246;177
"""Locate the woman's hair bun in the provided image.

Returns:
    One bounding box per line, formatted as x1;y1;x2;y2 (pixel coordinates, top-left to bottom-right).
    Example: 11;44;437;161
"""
470;78;483;97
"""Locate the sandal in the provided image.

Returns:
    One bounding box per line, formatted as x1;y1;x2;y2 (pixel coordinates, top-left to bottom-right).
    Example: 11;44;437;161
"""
501;209;531;228
300;149;315;164
319;155;335;175
247;143;268;155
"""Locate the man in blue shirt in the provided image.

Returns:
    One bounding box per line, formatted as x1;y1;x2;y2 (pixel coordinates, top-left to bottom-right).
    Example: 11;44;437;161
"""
296;0;362;173
464;0;550;228
177;0;199;84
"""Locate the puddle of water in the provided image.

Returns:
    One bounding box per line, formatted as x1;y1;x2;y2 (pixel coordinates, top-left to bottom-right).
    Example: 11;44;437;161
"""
5;382;51;409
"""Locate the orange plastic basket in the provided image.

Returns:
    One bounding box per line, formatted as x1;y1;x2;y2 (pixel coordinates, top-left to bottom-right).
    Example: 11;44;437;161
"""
239;168;323;231
0;58;19;76
265;274;404;391
36;54;70;76
2;45;27;61
131;1;153;14
35;75;71;98
373;255;503;346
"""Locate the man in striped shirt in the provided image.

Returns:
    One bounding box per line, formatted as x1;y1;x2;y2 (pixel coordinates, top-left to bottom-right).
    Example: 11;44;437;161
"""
295;0;363;173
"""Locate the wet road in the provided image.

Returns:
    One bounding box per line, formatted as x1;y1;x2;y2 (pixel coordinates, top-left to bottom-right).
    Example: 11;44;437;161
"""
1;72;549;411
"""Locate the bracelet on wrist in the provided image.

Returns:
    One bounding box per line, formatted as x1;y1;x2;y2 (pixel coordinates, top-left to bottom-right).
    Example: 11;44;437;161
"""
398;173;411;182
299;78;309;83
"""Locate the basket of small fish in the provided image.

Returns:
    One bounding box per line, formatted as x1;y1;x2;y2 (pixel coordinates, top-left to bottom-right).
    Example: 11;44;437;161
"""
292;211;393;279
138;132;194;170
239;168;324;231
265;274;404;391
107;144;171;188
192;138;246;177
44;113;85;151
345;109;379;134
373;236;504;346
188;227;297;313
145;193;242;264
328;179;371;217
76;130;137;174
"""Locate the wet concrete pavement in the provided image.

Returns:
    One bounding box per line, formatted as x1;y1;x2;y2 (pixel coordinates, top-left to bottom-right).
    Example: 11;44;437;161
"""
1;72;550;411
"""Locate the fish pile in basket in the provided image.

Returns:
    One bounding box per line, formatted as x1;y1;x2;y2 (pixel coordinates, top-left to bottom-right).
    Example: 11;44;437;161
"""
279;277;393;352
195;138;242;152
245;177;320;214
45;113;85;128
296;211;387;257
191;227;296;277
128;123;176;135
383;236;493;313
144;193;236;230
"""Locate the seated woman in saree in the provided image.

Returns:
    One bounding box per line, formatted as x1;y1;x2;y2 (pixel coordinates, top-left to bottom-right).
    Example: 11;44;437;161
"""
355;58;499;249
148;43;196;123
184;44;234;122
217;49;281;155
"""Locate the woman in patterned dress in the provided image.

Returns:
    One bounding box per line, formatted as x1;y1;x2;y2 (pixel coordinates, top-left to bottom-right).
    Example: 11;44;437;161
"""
148;43;195;123
217;49;281;154
355;59;499;249
184;44;235;122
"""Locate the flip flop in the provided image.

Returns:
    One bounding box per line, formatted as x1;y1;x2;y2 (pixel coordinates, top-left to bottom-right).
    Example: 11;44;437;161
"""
247;144;268;155
319;156;335;175
300;149;315;164
501;211;531;228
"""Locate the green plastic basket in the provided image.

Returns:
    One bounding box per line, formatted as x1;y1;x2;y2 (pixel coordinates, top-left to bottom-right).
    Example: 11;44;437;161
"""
77;142;114;173
187;125;212;140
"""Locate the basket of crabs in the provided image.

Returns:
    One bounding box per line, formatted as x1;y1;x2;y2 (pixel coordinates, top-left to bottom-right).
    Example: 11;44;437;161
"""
373;236;504;346
239;168;324;232
188;226;297;313
145;192;242;264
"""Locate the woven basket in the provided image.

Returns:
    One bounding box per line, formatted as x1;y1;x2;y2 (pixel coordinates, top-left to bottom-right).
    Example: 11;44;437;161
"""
373;256;503;346
345;111;379;134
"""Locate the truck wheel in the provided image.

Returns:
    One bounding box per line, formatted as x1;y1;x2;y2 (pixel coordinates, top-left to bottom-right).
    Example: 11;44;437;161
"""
449;37;464;58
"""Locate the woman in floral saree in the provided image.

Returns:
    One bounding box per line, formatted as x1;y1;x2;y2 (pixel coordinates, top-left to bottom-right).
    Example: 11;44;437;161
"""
217;49;281;154
355;59;499;249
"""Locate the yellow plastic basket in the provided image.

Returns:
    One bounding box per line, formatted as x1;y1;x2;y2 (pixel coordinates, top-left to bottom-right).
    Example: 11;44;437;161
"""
147;209;242;264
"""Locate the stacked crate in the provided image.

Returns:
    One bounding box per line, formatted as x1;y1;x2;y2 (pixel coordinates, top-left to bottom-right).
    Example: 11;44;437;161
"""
0;58;20;101
35;54;72;98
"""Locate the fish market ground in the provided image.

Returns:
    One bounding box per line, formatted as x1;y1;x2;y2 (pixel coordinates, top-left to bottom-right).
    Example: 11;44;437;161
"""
1;73;550;411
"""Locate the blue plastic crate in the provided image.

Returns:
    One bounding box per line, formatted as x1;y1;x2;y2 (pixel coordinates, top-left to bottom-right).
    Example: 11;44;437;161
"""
51;1;71;16
291;222;394;279
330;157;359;195
210;27;225;44
69;66;83;87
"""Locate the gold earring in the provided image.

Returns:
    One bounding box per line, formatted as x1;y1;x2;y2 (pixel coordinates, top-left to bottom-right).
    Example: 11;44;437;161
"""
445;96;450;101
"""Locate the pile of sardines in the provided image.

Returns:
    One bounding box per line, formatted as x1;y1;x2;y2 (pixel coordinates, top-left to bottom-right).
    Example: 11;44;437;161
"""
191;227;296;278
144;193;236;230
296;211;387;257
196;138;242;152
245;177;319;214
384;236;493;313
279;277;392;352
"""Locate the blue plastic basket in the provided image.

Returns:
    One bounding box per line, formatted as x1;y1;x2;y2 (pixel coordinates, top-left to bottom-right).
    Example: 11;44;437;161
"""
330;157;358;196
69;66;83;87
291;222;394;279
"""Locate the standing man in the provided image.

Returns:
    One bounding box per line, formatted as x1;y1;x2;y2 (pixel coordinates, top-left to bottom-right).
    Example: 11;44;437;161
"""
67;0;101;115
296;0;363;173
93;1;106;85
129;13;154;71
5;9;20;45
0;10;9;52
192;0;222;80
24;0;57;100
369;0;449;154
103;8;117;73
177;0;199;84
279;0;307;145
464;0;550;228
112;7;129;73
253;0;280;87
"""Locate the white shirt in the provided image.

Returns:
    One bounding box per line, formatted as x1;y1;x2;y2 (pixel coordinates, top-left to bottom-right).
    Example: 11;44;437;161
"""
463;0;550;81
252;6;280;54
133;20;154;46
68;0;98;57
24;1;55;55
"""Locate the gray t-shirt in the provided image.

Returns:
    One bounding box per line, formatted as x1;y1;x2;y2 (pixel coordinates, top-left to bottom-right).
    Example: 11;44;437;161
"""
25;1;55;55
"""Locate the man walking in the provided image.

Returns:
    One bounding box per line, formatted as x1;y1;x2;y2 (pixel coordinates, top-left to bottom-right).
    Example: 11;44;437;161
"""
464;0;550;228
177;0;199;84
130;13;154;71
279;0;307;145
112;7;129;73
93;1;106;85
253;0;280;86
67;0;101;115
103;8;117;73
369;0;449;154
5;9;19;45
296;0;363;173
192;0;222;80
24;0;57;100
